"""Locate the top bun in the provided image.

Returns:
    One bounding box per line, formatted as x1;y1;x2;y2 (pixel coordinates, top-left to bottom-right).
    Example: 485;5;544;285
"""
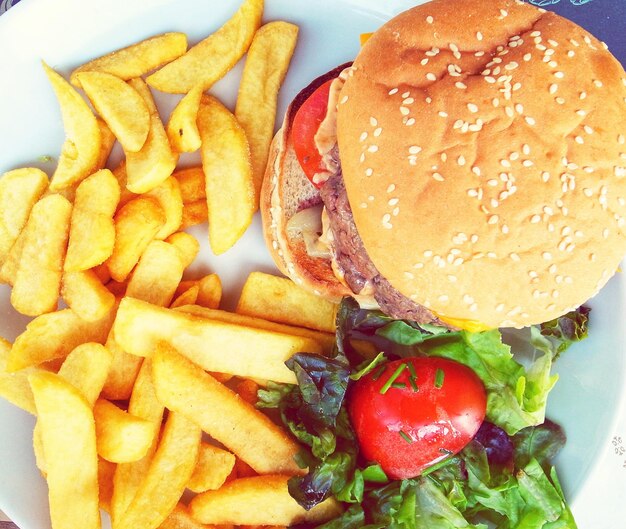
337;0;626;328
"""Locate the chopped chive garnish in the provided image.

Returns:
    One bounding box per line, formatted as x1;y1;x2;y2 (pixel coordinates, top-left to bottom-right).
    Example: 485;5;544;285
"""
391;381;406;389
435;368;445;388
407;361;417;379
399;430;413;443
371;364;387;381
380;363;407;394
409;376;419;392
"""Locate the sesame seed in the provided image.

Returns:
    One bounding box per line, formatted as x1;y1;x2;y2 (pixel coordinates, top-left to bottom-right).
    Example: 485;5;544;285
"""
406;118;416;126
359;202;367;209
514;103;524;114
408;145;422;154
472;166;481;176
382;213;391;223
392;207;400;216
388;88;399;95
426;15;434;24
420;58;429;66
402;91;410;98
388;198;399;206
426;73;437;81
593;79;603;88
365;168;373;177
368;145;379;153
618;134;625;145
549;83;558;94
523;53;532;62
500;159;511;168
414;262;424;269
584;125;594;134
400;106;410;116
455;81;467;89
525;116;536;126
522;160;534;167
580;91;587;100
505;106;514;118
485;76;496;84
576;109;587;116
500;9;508;17
438;111;448;118
555;97;565;105
530;214;541;223
359;153;365;163
457;155;466;166
575;136;584;144
467;103;478;113
488;214;499;224
403;97;415;105
432;172;445;182
505;62;519;71
359;132;368;142
543;252;552;260
370;117;378;126
554;71;565;79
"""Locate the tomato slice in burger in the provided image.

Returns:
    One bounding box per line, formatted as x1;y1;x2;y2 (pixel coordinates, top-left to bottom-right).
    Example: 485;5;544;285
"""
291;78;334;188
348;356;487;480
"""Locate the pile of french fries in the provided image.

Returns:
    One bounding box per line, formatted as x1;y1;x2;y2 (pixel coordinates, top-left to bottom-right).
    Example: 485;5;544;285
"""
0;0;360;527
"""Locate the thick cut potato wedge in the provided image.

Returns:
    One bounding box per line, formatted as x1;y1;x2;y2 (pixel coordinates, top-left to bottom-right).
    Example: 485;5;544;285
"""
125;78;178;194
61;269;117;322
64;168;120;272
58;342;113;406
152;344;303;475
165;232;200;269
99;334;142;401
95;118;116;170
11;194;72;316
173;166;205;203
170;285;199;308
198;95;254;254
77;71;151;152
111;161;138;207
187;442;236;493
113;297;323;384
106;196;165;282
8;302;117;372
29;372;100;529
71;32;188;84
235;21;298;205
111;359;164;524
43;62;101;191
158;504;217;529
114;411;201;529
93;399;154;463
145;177;183;240
166;85;203;153
0;167;49;267
237;271;337;332
146;0;263;93
181;199;208;229
98;457;116;514
0;337;36;414
189;475;342;526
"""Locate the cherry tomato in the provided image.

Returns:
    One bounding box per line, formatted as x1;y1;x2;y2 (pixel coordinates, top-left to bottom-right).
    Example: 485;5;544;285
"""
348;357;487;479
291;78;334;188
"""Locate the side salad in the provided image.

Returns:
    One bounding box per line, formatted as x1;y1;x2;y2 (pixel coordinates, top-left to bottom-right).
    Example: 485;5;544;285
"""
258;298;590;528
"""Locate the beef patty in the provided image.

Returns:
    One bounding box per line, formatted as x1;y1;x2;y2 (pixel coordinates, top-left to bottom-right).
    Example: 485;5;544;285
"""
319;170;446;325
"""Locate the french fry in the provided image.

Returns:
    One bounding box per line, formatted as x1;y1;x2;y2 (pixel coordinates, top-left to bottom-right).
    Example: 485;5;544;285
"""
57;342;112;406
100;334;142;401
237;271;337;333
11;194;72;316
165;231;200;268
146;0;263;93
92;262;112;284
42;62;101;191
0;337;36;414
0;221;28;285
235;22;298;203
126;240;185;307
64;168;121;272
181;199;208;229
152;344;303;475
199;95;254;254
93;399;154;463
235;378;260;406
76;71;151;152
145;177;183;240
158;504;221;529
96;118;117;170
29;372;100;529
106;280;128;298
173;166;205;203
112;161;139;207
187;442;236;493
114;411;201;529
166;85;203;153
113;297;323;384
111;359;164;524
0;167;49;266
8;302;117;372
71;32;188;84
189;475;342;526
125;78;178;194
174;304;335;353
98;457;116;513
196;273;222;309
106;196;165;282
170;284;199;308
61;269;117;322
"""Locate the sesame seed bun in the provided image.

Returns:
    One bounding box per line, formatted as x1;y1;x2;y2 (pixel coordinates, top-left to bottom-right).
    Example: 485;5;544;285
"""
336;0;626;328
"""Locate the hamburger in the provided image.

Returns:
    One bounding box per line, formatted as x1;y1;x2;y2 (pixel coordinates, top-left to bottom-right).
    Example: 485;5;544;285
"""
261;0;626;330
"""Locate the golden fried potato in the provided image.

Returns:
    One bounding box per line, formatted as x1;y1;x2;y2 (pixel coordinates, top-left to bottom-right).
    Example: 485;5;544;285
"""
196;273;222;309
77;71;151;152
61;269;117;322
189;475;342;526
113;297;323;384
71;32;188;84
95;118;117;170
29;372;100;529
198;95;254;254
57;342;112;406
187;442;236;493
170;284;199;308
165;231;200;268
64;168;120;272
235;21;298;204
146;0;263;93
0;221;28;285
152;344;303;475
125;78;178;194
106;196;165;282
42;62;101;191
11;194;72;316
0;337;36;414
145;177;183;240
99;334;142;401
0;167;49;267
8;302;117;372
98;457;116;513
167;84;203;153
181;199;208;229
237;271;337;332
173;166;205;203
93;399;154;463
158;504;218;529
114;411;201;529
111;160;138;207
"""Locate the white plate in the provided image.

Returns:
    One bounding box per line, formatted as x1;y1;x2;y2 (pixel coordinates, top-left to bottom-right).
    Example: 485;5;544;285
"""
0;0;625;527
